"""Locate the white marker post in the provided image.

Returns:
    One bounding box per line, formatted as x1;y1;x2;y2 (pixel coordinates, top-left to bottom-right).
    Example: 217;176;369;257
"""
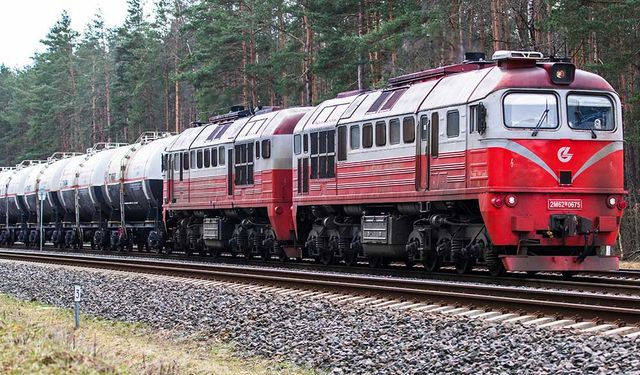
37;189;47;251
73;285;82;329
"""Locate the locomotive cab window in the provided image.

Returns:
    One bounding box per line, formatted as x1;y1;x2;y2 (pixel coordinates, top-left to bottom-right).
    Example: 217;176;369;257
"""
173;153;179;172
567;94;614;131
190;150;196;169
446;110;459;138
183;152;190;171
337;126;347;161
255;141;260;159
504;92;559;129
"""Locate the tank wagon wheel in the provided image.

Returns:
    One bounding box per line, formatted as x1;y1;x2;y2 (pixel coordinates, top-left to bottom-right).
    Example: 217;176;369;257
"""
367;256;383;268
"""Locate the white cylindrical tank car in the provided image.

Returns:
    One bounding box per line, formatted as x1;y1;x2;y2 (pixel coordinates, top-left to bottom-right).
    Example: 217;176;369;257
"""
0;132;173;249
1;161;46;245
103;132;175;250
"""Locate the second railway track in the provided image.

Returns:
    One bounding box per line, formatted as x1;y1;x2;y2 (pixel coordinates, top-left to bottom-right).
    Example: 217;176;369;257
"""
0;248;639;327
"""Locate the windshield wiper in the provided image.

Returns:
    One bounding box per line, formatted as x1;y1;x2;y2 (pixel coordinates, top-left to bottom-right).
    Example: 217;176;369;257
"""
586;122;597;139
531;108;550;137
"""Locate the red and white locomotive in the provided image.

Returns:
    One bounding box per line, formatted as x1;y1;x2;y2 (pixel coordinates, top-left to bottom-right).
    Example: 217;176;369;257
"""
161;50;625;275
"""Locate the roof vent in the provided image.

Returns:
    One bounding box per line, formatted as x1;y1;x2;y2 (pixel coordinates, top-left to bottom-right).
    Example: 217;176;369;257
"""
492;50;544;60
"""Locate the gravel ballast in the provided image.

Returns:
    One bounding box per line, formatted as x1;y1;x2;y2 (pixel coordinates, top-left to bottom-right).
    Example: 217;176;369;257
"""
0;259;638;374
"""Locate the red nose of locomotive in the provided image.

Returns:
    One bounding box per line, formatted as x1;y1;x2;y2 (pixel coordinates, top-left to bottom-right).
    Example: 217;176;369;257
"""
481;137;624;272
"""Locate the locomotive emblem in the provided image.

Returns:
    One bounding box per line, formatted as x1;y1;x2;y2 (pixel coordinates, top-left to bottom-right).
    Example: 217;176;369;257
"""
557;147;573;163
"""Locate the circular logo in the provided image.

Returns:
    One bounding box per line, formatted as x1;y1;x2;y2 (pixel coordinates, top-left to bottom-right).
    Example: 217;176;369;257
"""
557;146;573;163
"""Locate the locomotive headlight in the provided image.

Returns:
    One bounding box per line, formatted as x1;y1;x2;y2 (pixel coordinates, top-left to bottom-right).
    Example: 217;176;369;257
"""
550;63;575;85
491;197;504;208
606;196;617;209
505;194;518;207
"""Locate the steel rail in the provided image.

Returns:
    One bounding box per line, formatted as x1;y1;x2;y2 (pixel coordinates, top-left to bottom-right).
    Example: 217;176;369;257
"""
0;250;639;325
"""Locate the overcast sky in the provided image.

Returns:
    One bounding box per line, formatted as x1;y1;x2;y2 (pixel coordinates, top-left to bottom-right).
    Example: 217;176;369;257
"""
0;0;152;68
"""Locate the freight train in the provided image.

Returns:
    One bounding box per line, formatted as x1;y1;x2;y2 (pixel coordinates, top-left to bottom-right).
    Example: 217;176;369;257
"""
0;51;626;276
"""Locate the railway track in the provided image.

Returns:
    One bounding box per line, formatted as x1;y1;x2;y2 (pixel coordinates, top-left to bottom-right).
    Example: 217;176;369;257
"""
0;248;639;326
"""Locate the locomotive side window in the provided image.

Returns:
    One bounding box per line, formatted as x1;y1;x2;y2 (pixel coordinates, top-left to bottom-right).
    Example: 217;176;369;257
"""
174;153;179;172
190;150;196;169
183;152;190;171
446;110;459;138
337;126;347;161
403;117;415;143
294;134;302;155
211;147;218;167
219;147;225;165
350;125;360;149
303;134;308;153
503;93;559;129
262;139;271;159
389;119;401;145
204;148;211;168
310;131;336;179
430;113;439;158
420;115;429;141
375;121;386;146
255;141;260;159
234;144;254;185
567;94;614;131
363;123;373;148
197;149;203;169
469;106;477;133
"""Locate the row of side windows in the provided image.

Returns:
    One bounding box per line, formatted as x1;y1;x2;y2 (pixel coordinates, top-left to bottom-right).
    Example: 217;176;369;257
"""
234;139;272;186
163;147;226;174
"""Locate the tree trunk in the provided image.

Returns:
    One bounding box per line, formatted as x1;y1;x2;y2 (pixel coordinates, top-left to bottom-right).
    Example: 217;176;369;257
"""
357;0;365;91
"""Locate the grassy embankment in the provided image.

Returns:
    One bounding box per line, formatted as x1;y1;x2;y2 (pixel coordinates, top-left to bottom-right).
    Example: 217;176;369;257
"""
0;293;314;374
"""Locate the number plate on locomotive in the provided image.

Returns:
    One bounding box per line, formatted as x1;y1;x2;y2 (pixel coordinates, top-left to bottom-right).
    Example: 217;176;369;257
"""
547;199;583;210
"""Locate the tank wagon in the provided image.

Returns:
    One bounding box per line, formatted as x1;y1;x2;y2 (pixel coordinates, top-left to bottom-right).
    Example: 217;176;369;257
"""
0;132;173;250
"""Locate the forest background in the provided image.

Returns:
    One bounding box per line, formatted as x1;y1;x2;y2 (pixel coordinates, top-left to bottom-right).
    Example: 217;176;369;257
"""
0;0;638;258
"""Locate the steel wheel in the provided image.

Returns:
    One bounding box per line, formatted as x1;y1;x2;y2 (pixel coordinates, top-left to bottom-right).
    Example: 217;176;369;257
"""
343;250;357;267
485;245;506;277
455;257;475;274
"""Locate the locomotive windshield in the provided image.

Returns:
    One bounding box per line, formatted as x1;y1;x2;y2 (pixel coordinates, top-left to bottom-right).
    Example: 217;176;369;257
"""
567;94;614;131
503;93;559;129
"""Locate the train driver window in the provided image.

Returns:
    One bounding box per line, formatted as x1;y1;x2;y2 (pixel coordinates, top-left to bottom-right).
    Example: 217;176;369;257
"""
303;134;308;153
350;125;360;150
403;116;415;143
174;153;179;172
447;110;459;138
375;121;386;146
420;115;429;141
197;149;203;169
204;148;211;168
219;147;225;165
431;113;439;158
389;118;401;145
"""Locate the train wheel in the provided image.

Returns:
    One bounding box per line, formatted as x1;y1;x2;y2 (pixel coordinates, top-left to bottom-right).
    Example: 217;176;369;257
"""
320;248;334;266
277;248;288;262
209;248;220;259
454;257;475;274
260;247;271;261
343;250;357;267
244;247;253;260
561;271;575;280
368;256;383;268
485;246;506;277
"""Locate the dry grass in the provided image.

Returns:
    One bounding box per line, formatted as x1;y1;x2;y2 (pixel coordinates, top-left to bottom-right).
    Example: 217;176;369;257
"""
621;261;640;270
0;294;315;375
